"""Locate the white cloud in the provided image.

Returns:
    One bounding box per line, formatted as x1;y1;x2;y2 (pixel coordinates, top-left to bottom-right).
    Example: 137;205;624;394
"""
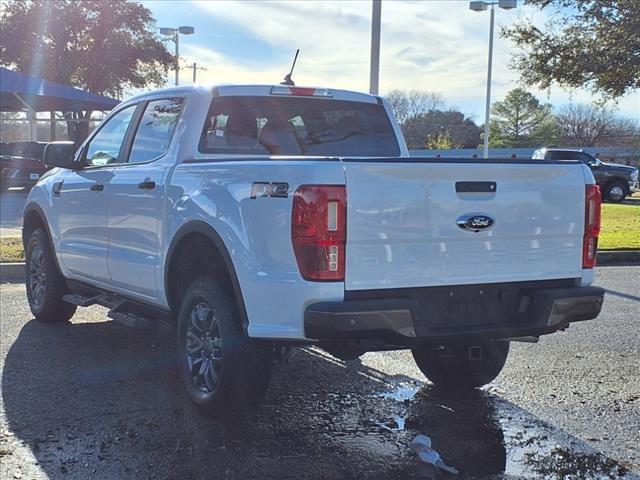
176;0;639;119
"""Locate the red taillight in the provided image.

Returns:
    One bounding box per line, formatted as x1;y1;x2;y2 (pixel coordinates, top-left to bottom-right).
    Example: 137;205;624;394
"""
582;184;602;269
291;185;346;281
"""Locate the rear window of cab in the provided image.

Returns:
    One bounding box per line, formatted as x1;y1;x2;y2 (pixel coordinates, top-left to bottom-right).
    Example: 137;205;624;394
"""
198;96;400;157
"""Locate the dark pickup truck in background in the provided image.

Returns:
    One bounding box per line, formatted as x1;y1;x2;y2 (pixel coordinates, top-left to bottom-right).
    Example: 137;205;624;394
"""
533;148;639;202
0;142;50;192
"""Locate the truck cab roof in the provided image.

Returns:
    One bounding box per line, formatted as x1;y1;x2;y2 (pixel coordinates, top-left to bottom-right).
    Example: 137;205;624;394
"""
536;148;584;153
127;84;381;105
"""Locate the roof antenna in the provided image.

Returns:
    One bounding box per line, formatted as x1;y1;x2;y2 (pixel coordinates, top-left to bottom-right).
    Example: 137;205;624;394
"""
281;49;299;86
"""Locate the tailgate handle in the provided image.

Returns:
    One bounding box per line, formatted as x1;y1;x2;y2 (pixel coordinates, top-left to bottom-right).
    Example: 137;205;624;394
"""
456;181;496;193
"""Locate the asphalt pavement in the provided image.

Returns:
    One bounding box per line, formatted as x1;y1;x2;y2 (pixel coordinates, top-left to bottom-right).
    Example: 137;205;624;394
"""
1;267;639;479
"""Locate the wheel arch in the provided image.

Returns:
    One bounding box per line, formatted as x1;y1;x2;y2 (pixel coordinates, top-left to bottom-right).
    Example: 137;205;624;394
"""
22;202;48;245
22;202;65;274
164;221;249;330
603;176;630;195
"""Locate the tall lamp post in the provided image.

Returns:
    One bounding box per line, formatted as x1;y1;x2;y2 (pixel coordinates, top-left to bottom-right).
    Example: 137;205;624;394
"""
470;0;517;159
160;26;195;86
369;0;382;95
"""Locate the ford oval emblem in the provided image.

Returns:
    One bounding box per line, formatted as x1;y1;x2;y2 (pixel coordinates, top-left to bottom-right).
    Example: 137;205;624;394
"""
457;213;495;232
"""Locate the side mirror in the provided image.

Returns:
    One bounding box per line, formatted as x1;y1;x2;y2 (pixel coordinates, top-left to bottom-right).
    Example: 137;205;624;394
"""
43;141;80;169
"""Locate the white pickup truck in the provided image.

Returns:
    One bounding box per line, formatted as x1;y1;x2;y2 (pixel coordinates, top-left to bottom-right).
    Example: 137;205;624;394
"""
24;84;604;417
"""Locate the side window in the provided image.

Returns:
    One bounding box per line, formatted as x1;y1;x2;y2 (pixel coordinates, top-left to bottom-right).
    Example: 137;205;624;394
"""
85;105;137;166
128;98;183;164
579;153;596;164
548;151;577;161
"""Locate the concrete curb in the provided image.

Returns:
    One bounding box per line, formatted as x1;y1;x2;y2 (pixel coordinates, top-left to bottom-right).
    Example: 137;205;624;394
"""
0;263;25;284
1;250;638;285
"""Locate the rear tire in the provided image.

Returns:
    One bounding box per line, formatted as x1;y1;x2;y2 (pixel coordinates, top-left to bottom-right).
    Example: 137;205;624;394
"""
176;276;273;418
604;181;626;203
412;340;510;390
25;228;76;323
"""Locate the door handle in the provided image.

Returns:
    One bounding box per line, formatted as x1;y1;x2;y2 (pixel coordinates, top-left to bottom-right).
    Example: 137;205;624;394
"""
90;183;104;192
138;180;156;190
53;181;64;197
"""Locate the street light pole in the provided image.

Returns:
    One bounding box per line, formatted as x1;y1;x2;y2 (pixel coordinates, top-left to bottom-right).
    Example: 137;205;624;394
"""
369;0;381;95
160;26;195;87
482;4;495;160
470;0;517;158
175;31;180;86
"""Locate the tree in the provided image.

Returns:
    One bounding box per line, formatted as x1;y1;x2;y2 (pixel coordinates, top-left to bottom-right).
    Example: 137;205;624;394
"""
385;89;444;124
555;103;640;148
0;0;173;141
502;0;640;99
402;110;481;150
425;133;453;150
489;88;557;147
384;90;478;149
386;90;410;124
607;117;640;150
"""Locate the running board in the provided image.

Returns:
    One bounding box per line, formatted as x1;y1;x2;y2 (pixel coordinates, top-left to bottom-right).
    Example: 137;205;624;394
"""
107;309;150;329
63;279;173;328
62;293;102;307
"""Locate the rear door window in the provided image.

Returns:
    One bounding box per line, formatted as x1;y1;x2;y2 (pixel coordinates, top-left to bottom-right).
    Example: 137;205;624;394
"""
128;98;184;164
548;151;581;161
577;152;596;164
199;96;400;157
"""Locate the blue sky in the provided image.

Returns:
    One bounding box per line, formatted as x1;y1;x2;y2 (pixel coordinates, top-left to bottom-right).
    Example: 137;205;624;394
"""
143;0;639;122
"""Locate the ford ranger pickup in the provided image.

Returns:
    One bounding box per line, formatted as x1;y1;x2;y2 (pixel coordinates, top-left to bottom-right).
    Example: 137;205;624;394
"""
23;84;605;417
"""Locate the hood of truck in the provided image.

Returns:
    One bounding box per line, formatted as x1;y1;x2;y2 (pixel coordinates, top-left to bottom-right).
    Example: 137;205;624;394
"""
600;162;636;173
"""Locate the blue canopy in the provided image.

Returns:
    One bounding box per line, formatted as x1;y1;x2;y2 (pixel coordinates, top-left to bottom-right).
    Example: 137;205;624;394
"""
0;67;119;112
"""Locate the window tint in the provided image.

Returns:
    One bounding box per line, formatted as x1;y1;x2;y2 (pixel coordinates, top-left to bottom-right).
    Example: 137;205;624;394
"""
545;151;571;160
85;105;136;166
578;152;595;163
128;98;183;163
565;152;581;160
199;96;400;157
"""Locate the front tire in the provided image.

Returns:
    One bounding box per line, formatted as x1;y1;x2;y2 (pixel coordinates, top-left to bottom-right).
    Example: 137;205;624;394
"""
176;276;273;418
25;228;76;323
412;340;510;390
604;181;627;203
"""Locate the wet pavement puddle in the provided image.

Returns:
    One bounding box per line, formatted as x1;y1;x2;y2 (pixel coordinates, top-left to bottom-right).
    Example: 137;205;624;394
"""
363;381;638;479
3;331;638;479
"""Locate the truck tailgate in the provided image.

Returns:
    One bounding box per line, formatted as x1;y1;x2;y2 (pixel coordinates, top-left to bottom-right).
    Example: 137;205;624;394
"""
343;159;585;290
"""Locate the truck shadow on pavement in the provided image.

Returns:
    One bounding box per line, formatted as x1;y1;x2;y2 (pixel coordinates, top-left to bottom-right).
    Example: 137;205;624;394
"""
2;317;635;479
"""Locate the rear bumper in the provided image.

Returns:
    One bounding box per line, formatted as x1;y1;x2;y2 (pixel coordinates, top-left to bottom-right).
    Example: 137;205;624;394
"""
305;284;604;344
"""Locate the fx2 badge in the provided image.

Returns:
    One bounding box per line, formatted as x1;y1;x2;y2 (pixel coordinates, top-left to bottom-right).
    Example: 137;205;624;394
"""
250;182;289;199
